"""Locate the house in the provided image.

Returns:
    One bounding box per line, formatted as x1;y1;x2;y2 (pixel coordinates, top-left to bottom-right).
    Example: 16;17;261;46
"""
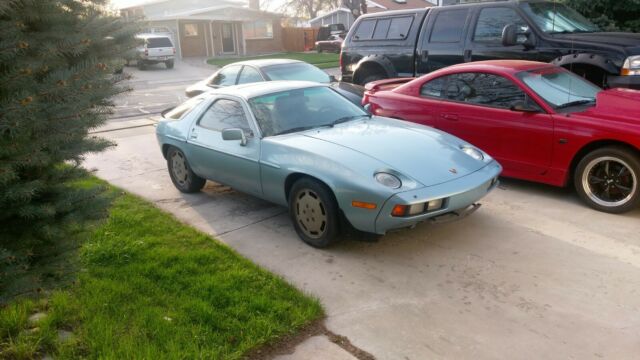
120;0;284;58
309;0;435;29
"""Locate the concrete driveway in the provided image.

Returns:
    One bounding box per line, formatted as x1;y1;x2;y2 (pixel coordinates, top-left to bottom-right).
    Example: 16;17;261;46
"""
85;121;640;360
87;61;640;360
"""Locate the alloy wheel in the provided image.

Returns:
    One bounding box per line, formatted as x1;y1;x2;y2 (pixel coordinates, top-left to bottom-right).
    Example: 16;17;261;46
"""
581;156;637;208
171;151;189;186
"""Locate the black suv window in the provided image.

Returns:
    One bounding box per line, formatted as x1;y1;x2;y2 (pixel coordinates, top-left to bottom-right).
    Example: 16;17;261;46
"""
355;16;414;41
474;7;529;43
443;73;527;109
430;9;468;43
353;19;376;40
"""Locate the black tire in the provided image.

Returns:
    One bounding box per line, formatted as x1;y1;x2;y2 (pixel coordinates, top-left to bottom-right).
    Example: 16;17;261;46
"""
165;60;174;69
318;48;323;53
574;146;640;213
288;178;341;248
138;61;146;70
359;73;385;86
167;147;206;193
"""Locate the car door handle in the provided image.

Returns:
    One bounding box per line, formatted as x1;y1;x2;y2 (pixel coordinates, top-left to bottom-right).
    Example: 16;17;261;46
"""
441;114;459;121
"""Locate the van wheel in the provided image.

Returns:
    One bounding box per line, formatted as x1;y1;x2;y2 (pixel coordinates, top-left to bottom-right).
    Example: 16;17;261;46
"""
574;146;640;213
289;178;341;248
165;60;174;69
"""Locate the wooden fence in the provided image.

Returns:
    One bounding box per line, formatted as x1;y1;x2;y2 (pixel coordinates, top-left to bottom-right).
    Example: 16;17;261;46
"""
282;27;319;52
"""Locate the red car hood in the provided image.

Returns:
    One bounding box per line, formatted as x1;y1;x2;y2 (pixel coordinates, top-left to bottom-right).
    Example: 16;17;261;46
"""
575;88;640;127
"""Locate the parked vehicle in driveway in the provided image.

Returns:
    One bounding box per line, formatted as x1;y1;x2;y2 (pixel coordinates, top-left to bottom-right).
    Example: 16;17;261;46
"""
340;0;640;89
316;34;343;53
133;34;175;70
157;81;501;247
185;59;364;106
362;60;640;213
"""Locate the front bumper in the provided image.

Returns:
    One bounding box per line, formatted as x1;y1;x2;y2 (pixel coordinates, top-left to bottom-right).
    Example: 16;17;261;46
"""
373;161;502;234
607;74;640;90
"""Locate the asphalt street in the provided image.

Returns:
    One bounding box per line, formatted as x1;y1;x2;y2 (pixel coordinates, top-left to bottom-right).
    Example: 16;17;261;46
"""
89;60;640;360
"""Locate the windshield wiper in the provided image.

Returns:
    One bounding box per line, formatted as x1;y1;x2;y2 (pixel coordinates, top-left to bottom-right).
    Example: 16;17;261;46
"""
555;99;596;110
329;114;370;127
273;126;316;136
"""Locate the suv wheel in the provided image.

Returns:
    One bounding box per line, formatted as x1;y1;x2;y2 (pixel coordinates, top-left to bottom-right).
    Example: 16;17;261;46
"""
359;74;384;86
165;60;174;69
574;147;640;213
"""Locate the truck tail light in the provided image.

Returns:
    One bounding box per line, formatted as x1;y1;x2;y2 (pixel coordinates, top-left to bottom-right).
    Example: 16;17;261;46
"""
173;47;176;54
144;48;148;56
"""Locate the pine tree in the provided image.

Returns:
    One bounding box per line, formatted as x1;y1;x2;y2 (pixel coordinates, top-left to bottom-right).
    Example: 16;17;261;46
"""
0;0;138;244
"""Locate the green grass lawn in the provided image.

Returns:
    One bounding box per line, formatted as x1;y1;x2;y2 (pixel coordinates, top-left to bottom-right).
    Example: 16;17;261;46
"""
0;180;323;359
207;52;340;69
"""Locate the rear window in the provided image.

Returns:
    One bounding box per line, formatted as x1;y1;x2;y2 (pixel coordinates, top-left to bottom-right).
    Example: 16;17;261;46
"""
354;16;414;41
430;9;468;43
262;63;330;83
147;37;173;48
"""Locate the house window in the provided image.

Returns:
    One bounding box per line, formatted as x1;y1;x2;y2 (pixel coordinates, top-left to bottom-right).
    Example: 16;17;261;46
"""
184;23;199;37
244;20;273;39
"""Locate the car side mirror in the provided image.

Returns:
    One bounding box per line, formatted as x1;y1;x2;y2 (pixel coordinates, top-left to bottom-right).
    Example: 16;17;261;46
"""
510;101;540;113
222;128;247;146
502;24;518;47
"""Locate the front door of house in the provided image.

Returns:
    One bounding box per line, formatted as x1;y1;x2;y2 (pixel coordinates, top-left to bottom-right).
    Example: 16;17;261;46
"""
222;23;235;54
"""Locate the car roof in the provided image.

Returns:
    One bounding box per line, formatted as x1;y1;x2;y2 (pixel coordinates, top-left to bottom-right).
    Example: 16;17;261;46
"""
204;81;328;100
445;60;555;74
223;59;305;68
136;33;172;39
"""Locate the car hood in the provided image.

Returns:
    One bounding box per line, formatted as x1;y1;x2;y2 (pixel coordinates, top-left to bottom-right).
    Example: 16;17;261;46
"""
575;88;640;128
552;32;640;49
302;117;489;187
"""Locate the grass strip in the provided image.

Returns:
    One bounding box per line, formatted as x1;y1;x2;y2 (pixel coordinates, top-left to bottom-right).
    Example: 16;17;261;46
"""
1;180;323;359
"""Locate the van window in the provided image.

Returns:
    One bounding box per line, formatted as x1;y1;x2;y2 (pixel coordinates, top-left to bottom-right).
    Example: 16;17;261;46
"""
430;9;468;43
474;7;529;43
353;19;376;40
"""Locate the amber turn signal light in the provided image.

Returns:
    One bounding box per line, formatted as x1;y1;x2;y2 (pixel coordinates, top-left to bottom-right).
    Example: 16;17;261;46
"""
391;204;408;217
352;201;377;209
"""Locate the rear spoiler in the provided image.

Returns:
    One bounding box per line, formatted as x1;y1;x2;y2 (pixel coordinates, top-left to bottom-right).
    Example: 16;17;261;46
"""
364;78;414;92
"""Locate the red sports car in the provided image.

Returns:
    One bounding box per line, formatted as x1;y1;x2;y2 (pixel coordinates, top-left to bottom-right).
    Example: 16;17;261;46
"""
362;60;640;213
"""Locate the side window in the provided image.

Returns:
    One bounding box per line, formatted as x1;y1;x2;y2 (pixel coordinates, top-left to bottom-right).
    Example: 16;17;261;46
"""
430;9;469;43
444;73;527;109
353;19;376;40
373;18;391;40
209;66;241;86
198;99;252;134
420;76;447;98
474;7;529;43
387;16;413;39
237;66;263;84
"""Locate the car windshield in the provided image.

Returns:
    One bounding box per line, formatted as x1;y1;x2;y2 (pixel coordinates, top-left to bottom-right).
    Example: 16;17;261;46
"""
517;67;600;110
520;2;600;34
262;63;331;83
248;86;368;137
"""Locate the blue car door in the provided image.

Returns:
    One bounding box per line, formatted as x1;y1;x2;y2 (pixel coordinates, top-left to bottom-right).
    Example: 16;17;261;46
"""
186;96;262;197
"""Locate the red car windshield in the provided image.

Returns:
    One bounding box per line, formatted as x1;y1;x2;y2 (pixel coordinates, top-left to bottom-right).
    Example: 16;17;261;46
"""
517;67;600;110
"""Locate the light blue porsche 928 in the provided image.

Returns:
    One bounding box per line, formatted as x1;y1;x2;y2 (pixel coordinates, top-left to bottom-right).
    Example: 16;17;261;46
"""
156;81;502;247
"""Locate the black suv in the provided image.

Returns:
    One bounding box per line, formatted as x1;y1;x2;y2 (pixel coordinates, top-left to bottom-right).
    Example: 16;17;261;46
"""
340;0;640;89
